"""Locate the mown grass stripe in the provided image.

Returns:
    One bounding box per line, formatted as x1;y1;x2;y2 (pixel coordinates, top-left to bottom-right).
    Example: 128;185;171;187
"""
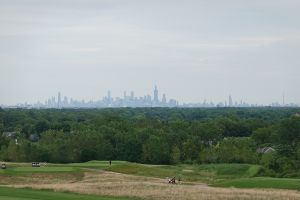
0;187;137;200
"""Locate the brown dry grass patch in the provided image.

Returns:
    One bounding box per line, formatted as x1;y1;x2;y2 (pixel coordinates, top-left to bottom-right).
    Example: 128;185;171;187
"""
5;170;300;200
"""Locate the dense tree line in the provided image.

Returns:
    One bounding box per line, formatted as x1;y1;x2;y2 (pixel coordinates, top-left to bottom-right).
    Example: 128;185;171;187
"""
0;107;299;177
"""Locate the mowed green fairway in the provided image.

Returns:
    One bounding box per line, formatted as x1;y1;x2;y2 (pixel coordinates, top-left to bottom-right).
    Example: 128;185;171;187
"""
214;177;300;190
0;187;137;200
5;166;75;173
107;162;262;183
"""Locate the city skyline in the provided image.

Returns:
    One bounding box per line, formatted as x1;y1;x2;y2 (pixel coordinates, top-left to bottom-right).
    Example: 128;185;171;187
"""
1;86;297;108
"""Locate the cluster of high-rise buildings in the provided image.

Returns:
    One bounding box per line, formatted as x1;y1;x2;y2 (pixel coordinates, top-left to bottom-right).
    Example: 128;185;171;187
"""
16;86;178;108
2;86;298;109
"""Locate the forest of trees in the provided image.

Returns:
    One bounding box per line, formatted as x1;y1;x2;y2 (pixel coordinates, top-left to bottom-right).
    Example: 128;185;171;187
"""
0;107;299;177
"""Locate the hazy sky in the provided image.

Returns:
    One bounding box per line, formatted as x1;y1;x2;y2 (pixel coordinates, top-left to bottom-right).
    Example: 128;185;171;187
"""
1;0;300;105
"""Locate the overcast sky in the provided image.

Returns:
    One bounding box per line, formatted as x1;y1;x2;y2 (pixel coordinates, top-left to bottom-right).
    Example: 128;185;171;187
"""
0;0;300;105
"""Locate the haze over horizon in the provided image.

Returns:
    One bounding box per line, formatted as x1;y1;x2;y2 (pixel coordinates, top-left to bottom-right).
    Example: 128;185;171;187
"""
1;0;300;105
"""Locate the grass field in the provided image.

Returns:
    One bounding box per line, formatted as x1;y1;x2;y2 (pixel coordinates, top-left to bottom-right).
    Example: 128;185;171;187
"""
0;187;136;200
1;161;300;200
107;162;262;183
214;177;300;190
1;161;299;189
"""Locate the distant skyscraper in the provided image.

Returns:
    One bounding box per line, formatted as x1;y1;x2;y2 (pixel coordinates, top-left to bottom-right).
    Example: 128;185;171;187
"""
162;93;166;104
229;95;233;107
153;85;159;103
63;96;68;106
130;91;134;100
107;90;111;100
58;92;61;108
51;96;55;107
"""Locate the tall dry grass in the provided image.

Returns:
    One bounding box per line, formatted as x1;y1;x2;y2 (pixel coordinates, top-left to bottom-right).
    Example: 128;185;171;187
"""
7;170;300;200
